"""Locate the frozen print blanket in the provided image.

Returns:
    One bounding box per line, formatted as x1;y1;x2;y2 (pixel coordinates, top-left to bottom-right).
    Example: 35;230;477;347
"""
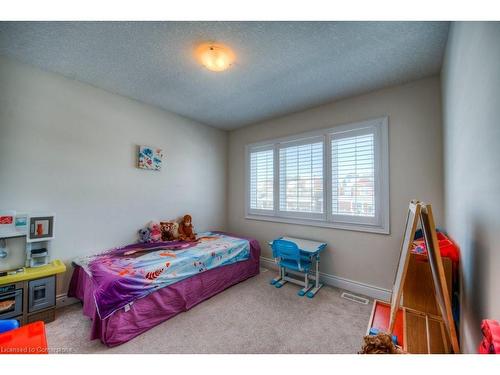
73;232;250;318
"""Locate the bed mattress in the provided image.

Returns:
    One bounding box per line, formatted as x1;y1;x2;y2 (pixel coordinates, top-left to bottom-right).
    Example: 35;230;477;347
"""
68;232;260;347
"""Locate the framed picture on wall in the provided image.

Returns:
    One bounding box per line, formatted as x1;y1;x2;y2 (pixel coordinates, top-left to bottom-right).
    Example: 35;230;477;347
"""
138;145;163;171
28;215;55;242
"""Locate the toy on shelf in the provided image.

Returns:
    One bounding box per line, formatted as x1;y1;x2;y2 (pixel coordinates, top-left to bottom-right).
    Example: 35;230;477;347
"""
412;231;459;263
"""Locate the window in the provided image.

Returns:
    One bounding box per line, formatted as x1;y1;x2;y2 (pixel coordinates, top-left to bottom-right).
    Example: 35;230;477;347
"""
279;138;324;219
246;117;389;234
248;146;274;214
331;128;379;227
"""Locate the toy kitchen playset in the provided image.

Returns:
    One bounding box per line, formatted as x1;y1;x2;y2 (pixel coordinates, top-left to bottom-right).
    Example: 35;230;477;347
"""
0;210;66;326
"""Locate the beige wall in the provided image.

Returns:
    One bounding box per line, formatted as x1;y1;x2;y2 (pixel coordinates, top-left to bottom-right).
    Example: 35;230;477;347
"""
441;22;500;353
0;56;228;294
228;76;444;294
0;55;446;303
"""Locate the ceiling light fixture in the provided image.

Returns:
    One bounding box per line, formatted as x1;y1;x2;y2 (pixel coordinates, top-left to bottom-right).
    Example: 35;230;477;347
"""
195;43;235;72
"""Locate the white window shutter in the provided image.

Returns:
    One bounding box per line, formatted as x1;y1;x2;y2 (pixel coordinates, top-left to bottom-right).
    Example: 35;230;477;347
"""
249;148;274;212
278;139;324;217
331;130;376;220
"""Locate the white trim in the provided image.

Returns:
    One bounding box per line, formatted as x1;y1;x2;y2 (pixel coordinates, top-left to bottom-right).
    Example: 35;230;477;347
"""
260;256;391;302
380;116;390;234
246;214;389;234
277;134;324;149
274;211;326;221
245;116;390;235
247;117;386;150
273;143;279;217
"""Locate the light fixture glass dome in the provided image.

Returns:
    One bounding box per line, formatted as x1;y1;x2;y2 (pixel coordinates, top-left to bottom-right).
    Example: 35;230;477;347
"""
195;43;235;72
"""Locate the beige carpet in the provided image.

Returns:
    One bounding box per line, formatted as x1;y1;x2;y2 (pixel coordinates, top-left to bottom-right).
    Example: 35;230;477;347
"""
45;269;372;354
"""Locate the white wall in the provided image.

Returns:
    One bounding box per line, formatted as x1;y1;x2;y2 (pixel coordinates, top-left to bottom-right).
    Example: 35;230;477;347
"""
441;22;500;353
0;56;228;293
228;77;444;295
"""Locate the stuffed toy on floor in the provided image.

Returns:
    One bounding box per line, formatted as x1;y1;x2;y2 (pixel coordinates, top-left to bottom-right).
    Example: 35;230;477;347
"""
359;332;406;354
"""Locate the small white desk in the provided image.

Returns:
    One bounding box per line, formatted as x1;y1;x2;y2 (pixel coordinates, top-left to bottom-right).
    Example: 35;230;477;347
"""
268;236;327;298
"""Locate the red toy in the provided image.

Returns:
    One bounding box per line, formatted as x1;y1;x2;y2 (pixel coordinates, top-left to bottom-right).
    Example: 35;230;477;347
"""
0;321;48;354
479;319;500;354
412;231;459;263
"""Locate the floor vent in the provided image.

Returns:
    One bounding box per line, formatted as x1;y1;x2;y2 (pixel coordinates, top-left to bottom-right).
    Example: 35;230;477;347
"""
341;292;369;305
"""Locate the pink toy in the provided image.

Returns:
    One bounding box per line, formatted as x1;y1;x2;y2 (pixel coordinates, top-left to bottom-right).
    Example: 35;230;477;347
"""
148;221;162;242
479;319;500;354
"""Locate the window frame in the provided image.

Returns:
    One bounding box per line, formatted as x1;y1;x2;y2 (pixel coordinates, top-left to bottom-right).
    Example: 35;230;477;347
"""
245;117;389;234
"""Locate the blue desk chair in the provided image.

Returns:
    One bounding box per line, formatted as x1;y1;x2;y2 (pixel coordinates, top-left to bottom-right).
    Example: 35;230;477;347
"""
270;239;312;296
0;319;19;334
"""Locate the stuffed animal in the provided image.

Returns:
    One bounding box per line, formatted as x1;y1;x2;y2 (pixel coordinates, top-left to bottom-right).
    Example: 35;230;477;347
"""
160;221;179;241
148;221;162;242
138;228;151;243
178;214;196;242
359;332;406;354
169;221;179;239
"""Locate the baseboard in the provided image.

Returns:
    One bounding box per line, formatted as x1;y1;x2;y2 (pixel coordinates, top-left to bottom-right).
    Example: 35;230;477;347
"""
56;293;80;309
260;256;391;302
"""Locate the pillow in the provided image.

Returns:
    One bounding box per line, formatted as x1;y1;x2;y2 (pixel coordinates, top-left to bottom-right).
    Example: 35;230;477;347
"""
160;221;179;241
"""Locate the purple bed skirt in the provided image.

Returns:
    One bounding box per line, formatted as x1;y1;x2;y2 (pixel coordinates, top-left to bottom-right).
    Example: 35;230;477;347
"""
68;235;260;347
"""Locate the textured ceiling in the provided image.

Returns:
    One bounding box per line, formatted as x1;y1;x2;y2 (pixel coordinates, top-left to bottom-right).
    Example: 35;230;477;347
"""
0;22;449;129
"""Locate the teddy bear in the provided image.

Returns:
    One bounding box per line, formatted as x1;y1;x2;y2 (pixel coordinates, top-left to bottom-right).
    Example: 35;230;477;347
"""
160;221;179;241
359;332;406;354
148;221;162;242
178;214;196;242
138;228;151;243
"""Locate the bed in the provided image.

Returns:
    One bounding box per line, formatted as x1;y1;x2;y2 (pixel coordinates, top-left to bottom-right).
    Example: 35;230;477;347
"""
68;231;260;347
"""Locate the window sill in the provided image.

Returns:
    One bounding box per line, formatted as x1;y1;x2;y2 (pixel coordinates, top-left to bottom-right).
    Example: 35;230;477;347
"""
244;214;390;235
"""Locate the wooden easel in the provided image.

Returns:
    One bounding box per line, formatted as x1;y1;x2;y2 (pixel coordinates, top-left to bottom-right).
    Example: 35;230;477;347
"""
389;200;460;353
